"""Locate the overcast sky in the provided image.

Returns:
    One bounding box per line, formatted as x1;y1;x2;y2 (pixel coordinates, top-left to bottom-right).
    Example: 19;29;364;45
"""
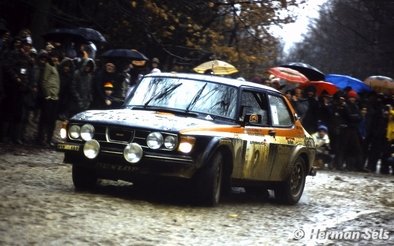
270;0;328;52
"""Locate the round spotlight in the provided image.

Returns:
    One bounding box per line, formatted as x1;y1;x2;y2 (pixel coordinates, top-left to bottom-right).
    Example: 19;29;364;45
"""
81;124;95;141
83;140;100;159
69;125;81;139
124;143;143;163
60;128;67;139
146;132;163;149
164;135;177;150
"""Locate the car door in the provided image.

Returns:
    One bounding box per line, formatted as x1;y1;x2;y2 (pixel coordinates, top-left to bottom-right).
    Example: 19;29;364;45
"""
265;93;303;181
236;89;274;180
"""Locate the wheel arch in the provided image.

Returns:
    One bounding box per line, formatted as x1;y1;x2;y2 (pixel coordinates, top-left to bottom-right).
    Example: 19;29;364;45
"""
200;137;234;179
288;146;311;176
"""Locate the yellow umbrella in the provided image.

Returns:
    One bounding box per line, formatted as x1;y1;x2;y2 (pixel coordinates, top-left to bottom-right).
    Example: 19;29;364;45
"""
193;60;238;75
364;75;394;94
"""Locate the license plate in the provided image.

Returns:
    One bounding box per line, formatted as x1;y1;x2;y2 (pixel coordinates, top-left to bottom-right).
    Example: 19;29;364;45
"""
97;162;139;172
57;143;80;151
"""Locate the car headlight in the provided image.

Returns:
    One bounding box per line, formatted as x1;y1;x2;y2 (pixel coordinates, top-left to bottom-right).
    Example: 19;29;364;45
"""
83;140;100;159
81;124;95;141
69;125;81;139
178;136;196;154
164;135;177;150
124;143;143;163
146;132;163;149
60;128;67;139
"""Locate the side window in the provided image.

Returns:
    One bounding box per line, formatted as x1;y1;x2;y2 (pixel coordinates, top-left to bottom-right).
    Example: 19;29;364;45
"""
268;94;293;127
241;90;268;125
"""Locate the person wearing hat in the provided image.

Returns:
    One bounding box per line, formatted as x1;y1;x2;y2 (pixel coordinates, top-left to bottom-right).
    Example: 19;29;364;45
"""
311;124;332;169
339;88;364;171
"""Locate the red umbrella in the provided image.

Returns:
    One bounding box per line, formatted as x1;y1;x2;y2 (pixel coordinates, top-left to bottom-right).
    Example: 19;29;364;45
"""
301;81;338;96
268;67;309;84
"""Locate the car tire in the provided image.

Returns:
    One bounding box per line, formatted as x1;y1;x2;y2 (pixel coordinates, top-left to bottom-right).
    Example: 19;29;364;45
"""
274;157;306;205
193;152;223;206
72;164;98;190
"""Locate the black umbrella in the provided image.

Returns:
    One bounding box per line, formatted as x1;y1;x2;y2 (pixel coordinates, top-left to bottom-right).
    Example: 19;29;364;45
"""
75;27;106;43
281;62;325;81
43;28;82;42
43;27;106;43
101;49;149;61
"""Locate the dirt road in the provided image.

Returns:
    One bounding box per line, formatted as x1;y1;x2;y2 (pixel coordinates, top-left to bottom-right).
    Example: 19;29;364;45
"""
0;143;393;245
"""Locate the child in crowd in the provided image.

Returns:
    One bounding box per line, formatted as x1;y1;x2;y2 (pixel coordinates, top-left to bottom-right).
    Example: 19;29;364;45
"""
312;124;332;169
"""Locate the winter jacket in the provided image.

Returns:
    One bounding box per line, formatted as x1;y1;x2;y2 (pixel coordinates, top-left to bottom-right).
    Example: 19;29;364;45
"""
41;62;60;100
70;58;95;112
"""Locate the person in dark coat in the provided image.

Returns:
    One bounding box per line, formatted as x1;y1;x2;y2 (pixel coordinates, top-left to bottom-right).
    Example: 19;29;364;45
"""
1;36;35;144
92;61;128;109
327;91;348;170
69;58;96;115
57;57;75;119
341;90;363;171
365;94;390;172
300;86;320;134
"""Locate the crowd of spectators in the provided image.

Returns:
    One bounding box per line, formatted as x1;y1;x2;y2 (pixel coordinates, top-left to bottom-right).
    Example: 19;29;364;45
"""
261;77;394;175
1;28;393;175
0;28;159;147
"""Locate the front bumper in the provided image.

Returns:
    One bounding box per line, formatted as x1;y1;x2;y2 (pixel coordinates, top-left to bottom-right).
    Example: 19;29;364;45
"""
57;142;197;179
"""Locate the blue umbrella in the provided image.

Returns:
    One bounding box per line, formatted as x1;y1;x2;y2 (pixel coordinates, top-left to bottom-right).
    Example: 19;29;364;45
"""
325;74;372;93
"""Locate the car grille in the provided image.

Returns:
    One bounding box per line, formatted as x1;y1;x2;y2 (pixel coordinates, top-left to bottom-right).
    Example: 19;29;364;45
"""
93;125;146;146
107;127;134;142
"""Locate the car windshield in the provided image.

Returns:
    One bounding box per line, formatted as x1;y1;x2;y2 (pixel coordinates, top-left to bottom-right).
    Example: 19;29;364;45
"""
126;76;238;119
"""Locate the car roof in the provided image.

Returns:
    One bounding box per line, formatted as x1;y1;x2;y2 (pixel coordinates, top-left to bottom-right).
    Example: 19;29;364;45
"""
143;72;279;93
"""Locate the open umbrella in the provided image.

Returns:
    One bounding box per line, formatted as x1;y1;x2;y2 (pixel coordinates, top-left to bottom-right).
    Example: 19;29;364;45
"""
268;67;309;84
101;49;149;61
300;81;338;96
43;28;83;42
43;27;106;43
364;75;394;94
75;27;106;43
325;74;372;93
281;62;325;81
193;60;238;75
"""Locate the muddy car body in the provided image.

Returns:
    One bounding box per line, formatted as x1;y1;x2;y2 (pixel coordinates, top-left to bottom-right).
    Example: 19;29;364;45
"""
57;73;316;206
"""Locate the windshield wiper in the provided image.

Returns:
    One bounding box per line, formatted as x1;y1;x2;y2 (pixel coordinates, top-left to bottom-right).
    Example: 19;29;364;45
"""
144;83;183;107
186;82;207;111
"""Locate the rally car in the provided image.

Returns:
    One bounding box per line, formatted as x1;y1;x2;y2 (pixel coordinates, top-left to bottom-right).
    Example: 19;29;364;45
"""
57;72;316;206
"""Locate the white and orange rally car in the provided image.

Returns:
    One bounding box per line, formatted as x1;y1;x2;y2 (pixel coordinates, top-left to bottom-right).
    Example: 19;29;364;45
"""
57;72;316;206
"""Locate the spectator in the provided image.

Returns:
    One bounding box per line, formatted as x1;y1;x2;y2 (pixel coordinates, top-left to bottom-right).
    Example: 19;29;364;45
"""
57;57;76;119
300;86;320;134
365;93;387;173
327;91;348;170
311;124;332;169
1;35;35;144
92;62;128;109
341;90;363;171
69;58;96;115
150;57;161;73
36;51;61;147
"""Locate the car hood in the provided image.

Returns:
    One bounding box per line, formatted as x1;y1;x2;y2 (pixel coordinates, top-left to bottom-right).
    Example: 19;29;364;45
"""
71;109;219;131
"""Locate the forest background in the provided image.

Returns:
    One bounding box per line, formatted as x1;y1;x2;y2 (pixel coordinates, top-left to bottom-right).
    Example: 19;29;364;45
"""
1;0;393;81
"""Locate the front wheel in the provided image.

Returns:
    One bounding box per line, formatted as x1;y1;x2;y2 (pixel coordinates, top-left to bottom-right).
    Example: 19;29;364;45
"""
192;152;223;206
72;164;98;190
274;157;306;205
